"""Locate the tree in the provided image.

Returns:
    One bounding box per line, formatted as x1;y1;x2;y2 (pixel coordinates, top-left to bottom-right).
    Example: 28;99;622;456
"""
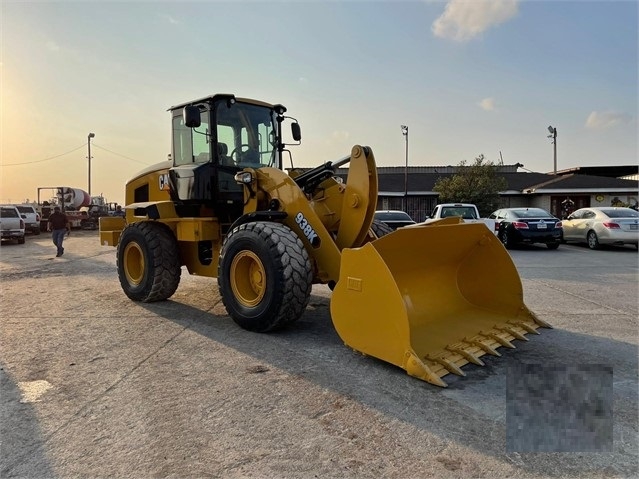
433;155;507;216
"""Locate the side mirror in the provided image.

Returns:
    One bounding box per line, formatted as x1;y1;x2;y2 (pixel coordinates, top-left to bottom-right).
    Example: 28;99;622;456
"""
183;106;201;128
291;122;301;142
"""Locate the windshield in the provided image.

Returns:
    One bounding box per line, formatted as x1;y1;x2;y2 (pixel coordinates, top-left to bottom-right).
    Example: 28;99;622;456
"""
0;207;18;218
215;101;278;169
375;211;414;222
512;208;553;218
601;208;639;218
440;206;478;219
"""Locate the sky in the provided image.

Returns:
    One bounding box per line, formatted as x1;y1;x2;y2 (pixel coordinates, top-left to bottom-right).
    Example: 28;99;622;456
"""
1;0;637;205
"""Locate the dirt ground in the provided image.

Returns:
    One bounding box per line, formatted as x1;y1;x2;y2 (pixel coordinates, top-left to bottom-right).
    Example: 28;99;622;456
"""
1;230;637;478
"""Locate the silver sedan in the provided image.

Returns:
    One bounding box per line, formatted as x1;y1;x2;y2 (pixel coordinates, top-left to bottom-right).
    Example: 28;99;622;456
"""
562;207;639;249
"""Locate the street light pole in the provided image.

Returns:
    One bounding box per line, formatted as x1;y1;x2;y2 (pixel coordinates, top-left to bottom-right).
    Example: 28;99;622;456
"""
88;132;95;196
547;126;557;174
401;125;408;211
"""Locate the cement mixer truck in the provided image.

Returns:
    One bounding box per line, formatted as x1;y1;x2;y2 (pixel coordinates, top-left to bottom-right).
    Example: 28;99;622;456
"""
36;186;91;230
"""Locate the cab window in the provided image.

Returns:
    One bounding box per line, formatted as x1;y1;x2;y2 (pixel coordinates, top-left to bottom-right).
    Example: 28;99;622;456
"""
172;112;211;165
215;101;277;168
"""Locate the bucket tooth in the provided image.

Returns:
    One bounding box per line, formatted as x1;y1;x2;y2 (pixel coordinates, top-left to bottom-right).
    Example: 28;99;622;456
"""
514;321;540;335
498;326;528;341
446;345;485;366
465;337;501;357
404;351;448;387
426;355;466;377
482;332;516;349
529;310;553;328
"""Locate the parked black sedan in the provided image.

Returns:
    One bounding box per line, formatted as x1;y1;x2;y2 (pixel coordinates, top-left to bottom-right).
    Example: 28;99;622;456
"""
489;207;562;249
373;210;416;230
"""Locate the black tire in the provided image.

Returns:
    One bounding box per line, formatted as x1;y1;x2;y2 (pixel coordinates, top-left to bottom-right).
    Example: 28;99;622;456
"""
587;230;600;250
500;228;514;249
117;222;181;302
547;242;560;250
33;228;41;236
371;219;393;238
218;221;313;332
17;236;25;245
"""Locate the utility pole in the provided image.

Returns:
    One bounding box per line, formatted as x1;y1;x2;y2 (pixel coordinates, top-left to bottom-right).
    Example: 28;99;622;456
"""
401;125;408;211
547;126;557;174
88;132;95;196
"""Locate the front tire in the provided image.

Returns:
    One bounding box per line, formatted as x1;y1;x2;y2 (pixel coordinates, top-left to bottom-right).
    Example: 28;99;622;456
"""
218;221;313;332
117;222;181;302
587;230;600;250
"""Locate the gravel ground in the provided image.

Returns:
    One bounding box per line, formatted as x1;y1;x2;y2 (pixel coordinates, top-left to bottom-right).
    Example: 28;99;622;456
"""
1;230;637;478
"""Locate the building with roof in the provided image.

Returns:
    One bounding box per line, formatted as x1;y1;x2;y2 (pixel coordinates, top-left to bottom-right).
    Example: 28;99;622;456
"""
337;164;638;222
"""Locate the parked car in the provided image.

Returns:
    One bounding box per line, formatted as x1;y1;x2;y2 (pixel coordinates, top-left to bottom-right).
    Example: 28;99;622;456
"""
15;204;41;235
423;203;497;234
374;210;416;230
0;204;26;244
489;207;562;250
561;207;639;250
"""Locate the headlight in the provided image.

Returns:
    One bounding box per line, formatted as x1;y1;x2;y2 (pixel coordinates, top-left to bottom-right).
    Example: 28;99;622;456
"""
234;171;254;184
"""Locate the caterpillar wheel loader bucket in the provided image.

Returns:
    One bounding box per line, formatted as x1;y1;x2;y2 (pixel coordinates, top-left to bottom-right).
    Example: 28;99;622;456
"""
330;220;551;387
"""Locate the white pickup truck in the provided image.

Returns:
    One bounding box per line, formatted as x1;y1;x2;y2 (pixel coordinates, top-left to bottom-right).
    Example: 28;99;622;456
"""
0;204;26;244
423;203;497;234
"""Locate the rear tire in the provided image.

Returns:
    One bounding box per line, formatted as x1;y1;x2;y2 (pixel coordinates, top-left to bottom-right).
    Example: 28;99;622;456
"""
371;219;393;238
587;230;600;250
547;242;560;250
117;222;181;302
218;221;313;332
17;236;25;245
500;229;514;249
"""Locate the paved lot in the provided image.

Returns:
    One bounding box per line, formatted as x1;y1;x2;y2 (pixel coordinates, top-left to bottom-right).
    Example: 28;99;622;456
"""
1;231;637;478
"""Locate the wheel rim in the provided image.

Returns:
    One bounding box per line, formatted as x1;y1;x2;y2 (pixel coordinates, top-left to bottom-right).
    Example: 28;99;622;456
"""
501;231;508;245
123;242;145;285
230;250;266;307
588;232;596;248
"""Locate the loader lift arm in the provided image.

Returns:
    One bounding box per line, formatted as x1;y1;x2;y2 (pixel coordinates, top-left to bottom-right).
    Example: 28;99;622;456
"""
293;154;354;194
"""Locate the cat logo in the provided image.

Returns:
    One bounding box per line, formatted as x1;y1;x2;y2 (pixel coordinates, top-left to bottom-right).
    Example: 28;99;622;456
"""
158;173;170;191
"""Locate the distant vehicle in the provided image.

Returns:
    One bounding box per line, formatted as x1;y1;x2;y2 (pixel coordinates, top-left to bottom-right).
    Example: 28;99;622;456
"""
373;210;416;230
562;207;638;250
15;204;41;235
0;204;26;244
423;203;497;234
489;207;562;250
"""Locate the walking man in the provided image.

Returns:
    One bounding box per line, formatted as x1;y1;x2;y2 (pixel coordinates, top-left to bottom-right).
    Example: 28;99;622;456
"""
47;206;70;257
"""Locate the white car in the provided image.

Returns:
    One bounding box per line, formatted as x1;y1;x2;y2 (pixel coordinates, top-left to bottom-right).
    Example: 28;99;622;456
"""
562;207;638;250
15;204;41;235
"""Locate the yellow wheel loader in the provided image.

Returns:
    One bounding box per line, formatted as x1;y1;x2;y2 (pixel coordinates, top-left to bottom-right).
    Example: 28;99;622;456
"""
99;94;550;387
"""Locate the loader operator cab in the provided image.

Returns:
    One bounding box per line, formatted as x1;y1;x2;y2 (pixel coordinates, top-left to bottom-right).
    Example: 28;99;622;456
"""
168;94;300;224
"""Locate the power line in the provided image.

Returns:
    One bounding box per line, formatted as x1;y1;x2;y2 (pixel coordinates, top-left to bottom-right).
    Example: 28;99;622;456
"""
0;142;152;167
91;143;149;165
0;144;86;166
